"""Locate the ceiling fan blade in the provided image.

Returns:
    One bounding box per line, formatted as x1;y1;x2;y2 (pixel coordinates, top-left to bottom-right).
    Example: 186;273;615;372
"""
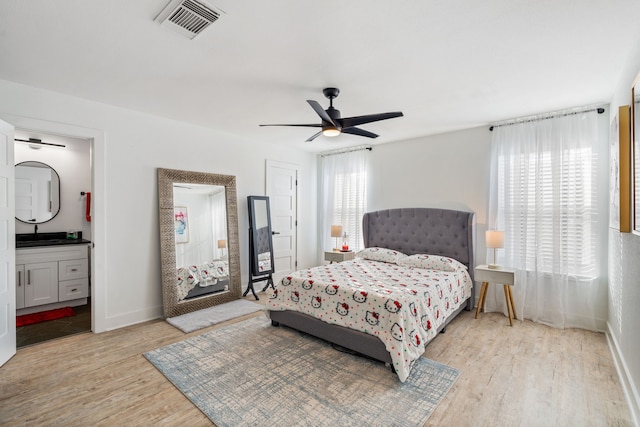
306;131;323;142
341;127;379;139
259;123;322;127
341;112;403;128
307;100;337;127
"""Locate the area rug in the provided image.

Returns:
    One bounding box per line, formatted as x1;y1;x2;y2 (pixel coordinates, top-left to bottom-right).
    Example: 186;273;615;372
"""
16;306;75;327
166;299;263;333
145;316;459;426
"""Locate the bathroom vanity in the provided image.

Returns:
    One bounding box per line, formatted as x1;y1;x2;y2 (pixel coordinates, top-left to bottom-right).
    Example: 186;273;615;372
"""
16;235;91;315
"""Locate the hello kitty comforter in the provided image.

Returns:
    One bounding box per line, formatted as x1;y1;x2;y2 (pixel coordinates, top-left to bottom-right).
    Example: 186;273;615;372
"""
265;249;473;382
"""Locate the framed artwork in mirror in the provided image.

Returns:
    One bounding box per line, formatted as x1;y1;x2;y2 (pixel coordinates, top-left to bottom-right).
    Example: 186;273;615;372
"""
158;168;241;318
174;206;189;243
633;73;640;234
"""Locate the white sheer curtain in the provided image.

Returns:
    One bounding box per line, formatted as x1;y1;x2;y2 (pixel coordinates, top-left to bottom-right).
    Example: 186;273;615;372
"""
486;109;608;331
320;149;368;252
209;190;227;259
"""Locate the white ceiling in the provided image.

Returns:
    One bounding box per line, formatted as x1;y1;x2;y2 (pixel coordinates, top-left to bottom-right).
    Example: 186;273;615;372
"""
1;0;639;153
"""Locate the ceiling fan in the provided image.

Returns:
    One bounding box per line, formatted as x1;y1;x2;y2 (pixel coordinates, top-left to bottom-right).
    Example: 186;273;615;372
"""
259;87;403;142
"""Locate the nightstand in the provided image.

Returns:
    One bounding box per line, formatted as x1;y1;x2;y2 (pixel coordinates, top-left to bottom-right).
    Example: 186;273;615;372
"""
324;251;355;264
474;264;517;326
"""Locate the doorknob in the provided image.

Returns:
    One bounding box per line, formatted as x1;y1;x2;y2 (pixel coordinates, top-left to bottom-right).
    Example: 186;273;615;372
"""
272;231;280;235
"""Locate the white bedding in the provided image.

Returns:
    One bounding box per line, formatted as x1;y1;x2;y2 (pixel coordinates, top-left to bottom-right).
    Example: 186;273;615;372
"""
176;260;229;300
265;256;473;382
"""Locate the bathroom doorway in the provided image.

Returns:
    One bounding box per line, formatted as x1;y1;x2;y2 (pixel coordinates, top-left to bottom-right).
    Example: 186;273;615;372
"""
14;130;93;347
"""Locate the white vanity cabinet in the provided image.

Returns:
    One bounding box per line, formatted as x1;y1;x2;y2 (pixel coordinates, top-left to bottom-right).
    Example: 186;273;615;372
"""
16;244;90;314
16;261;58;309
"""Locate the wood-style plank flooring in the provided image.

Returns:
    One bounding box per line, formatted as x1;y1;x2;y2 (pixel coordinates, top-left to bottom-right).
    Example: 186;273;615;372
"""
0;296;633;426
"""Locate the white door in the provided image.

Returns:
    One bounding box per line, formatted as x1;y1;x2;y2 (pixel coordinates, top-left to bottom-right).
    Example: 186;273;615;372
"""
0;119;16;367
266;160;298;282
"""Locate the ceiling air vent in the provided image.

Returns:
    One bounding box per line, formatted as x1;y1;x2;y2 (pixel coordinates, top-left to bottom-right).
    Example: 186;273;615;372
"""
155;0;224;40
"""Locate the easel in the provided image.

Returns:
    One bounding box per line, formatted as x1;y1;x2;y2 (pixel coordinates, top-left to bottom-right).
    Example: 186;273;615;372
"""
243;227;275;300
244;196;276;300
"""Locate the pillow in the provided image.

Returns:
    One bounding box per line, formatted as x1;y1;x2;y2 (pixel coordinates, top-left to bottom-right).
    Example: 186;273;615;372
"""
397;254;466;272
355;247;406;264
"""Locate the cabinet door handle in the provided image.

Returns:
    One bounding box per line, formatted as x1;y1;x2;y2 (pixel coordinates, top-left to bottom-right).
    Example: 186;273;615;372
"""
18;271;21;287
70;268;78;272
27;270;30;285
71;288;78;292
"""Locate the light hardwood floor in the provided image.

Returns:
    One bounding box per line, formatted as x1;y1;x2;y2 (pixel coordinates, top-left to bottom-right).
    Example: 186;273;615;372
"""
0;297;633;426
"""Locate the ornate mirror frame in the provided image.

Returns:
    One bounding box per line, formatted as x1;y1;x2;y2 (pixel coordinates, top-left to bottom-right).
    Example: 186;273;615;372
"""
158;168;241;318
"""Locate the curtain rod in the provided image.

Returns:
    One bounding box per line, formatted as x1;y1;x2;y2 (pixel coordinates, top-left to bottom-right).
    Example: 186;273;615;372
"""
320;145;372;158
489;106;605;131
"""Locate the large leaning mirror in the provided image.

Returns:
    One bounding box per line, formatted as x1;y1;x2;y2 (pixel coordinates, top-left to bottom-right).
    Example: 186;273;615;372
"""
158;168;241;318
15;161;61;224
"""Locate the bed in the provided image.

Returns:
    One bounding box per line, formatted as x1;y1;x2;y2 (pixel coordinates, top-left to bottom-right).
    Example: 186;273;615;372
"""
265;207;475;382
177;260;230;301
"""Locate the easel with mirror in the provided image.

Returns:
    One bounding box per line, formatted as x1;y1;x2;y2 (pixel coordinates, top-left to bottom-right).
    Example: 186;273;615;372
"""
245;195;276;300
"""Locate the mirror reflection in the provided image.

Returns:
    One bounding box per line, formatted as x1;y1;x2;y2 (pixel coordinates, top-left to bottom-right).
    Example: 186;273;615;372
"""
15;161;61;224
252;198;273;273
173;183;229;301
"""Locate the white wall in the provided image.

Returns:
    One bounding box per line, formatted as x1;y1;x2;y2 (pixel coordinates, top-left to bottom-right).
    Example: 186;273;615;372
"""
0;79;318;332
366;126;492;264
608;36;640;425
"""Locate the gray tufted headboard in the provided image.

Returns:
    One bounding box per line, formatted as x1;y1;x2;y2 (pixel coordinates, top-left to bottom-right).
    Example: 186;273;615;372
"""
362;208;476;284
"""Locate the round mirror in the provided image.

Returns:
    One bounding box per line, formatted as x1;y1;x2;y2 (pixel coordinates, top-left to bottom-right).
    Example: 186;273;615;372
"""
15;161;61;224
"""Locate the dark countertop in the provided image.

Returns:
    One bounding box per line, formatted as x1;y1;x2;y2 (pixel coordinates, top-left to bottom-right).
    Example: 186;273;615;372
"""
16;232;91;249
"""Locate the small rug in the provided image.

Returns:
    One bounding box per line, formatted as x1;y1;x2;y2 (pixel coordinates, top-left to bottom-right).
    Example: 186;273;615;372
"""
16;306;75;327
166;299;263;333
145;316;459;426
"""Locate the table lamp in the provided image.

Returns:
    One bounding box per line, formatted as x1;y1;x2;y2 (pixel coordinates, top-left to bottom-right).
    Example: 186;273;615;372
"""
217;239;227;258
485;230;504;269
331;225;342;251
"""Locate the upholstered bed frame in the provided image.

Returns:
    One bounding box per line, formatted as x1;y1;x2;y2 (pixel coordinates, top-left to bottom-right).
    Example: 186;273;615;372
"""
269;207;476;367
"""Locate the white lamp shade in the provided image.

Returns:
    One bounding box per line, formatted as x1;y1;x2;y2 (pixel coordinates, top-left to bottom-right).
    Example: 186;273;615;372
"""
217;239;227;249
331;225;343;238
485;230;504;249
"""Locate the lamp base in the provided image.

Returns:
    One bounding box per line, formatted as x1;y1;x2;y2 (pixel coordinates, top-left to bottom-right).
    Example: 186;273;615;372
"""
488;264;500;270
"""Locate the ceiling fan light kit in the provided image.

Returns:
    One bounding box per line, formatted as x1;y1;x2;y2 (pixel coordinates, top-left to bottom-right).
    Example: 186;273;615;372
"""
322;127;340;137
260;87;403;142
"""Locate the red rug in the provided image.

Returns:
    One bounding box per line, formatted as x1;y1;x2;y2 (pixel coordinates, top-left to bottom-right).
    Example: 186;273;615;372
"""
16;307;75;327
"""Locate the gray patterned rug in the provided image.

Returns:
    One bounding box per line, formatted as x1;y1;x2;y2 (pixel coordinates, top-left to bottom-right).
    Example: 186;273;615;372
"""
145;316;459;426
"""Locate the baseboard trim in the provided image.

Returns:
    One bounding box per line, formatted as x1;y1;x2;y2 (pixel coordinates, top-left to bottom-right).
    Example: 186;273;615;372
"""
103;305;163;331
607;322;640;427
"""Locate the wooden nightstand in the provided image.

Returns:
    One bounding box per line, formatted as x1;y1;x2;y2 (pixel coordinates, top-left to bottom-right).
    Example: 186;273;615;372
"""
474;265;517;326
324;251;355;264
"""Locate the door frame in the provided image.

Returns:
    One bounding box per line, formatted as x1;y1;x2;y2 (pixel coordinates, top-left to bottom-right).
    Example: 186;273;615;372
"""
0;113;107;333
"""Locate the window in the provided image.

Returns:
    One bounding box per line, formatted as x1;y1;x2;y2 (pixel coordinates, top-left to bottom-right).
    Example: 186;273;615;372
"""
496;147;597;278
490;110;605;282
320;149;368;252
